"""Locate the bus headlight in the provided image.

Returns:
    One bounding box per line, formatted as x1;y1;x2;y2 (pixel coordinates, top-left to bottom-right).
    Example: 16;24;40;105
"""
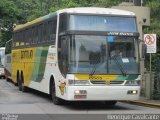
74;90;87;94
74;90;87;99
68;80;90;86
125;80;140;86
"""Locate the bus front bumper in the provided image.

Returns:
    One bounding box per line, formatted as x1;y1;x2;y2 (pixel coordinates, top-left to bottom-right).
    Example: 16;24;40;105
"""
65;86;140;101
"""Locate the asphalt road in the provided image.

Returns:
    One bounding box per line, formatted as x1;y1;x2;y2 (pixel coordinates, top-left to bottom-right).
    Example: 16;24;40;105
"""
0;79;160;120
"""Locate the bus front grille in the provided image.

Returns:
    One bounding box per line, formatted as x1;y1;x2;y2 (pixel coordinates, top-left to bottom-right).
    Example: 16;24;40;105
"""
90;80;124;85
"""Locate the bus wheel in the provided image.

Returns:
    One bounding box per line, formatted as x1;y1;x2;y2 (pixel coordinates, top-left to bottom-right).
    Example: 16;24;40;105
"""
21;75;27;92
14;83;18;86
18;75;22;91
51;82;63;105
6;77;10;82
104;101;117;106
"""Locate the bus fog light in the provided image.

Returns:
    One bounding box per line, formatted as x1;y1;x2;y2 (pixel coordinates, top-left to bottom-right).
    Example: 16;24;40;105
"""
132;90;137;94
127;90;138;94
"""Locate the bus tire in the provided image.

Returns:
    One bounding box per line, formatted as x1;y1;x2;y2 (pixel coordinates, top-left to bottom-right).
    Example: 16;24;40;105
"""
21;74;27;92
51;81;63;105
104;101;117;106
16;71;19;86
18;75;22;91
6;77;9;82
14;82;18;86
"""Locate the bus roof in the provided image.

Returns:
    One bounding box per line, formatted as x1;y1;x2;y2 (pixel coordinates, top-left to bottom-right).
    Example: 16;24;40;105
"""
57;7;135;16
14;7;135;32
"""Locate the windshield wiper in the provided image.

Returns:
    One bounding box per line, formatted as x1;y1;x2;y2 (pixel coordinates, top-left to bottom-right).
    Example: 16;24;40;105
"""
90;60;99;76
112;56;126;76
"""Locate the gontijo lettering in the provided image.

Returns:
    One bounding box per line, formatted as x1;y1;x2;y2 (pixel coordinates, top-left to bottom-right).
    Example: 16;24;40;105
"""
21;50;33;59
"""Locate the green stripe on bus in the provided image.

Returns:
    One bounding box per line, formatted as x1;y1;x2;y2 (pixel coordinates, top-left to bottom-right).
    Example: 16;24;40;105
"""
31;47;49;82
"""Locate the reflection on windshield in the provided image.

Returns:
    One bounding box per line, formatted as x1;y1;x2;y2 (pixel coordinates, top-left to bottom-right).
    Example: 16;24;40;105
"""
69;35;107;74
108;36;139;74
68;35;139;74
69;15;137;32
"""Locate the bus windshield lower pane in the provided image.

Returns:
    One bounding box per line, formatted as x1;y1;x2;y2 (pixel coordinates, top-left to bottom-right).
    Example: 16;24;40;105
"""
69;15;137;32
68;35;139;74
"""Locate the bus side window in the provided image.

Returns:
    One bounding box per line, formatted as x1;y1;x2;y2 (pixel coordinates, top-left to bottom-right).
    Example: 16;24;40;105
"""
41;23;45;43
53;19;57;44
15;32;20;46
46;22;50;42
21;31;25;46
23;30;26;45
21;30;25;45
48;19;56;44
42;24;44;43
35;26;38;43
25;29;30;45
18;32;21;46
49;21;53;42
28;28;32;45
59;14;67;33
32;27;35;44
59;36;69;77
32;26;38;44
43;23;48;42
38;24;43;43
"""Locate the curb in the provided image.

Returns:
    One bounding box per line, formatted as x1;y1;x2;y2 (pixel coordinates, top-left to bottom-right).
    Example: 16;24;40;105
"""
126;101;160;108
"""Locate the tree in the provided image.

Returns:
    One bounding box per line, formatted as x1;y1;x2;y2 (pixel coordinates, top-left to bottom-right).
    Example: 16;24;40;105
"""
143;0;160;99
93;0;124;7
50;0;80;12
49;0;125;12
0;0;19;46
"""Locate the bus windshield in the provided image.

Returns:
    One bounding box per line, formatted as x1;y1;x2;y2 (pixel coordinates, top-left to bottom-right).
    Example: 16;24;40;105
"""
69;15;137;32
68;35;139;74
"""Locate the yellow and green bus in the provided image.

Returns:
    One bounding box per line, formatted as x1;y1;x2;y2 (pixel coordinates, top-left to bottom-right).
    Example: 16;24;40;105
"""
11;7;141;105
